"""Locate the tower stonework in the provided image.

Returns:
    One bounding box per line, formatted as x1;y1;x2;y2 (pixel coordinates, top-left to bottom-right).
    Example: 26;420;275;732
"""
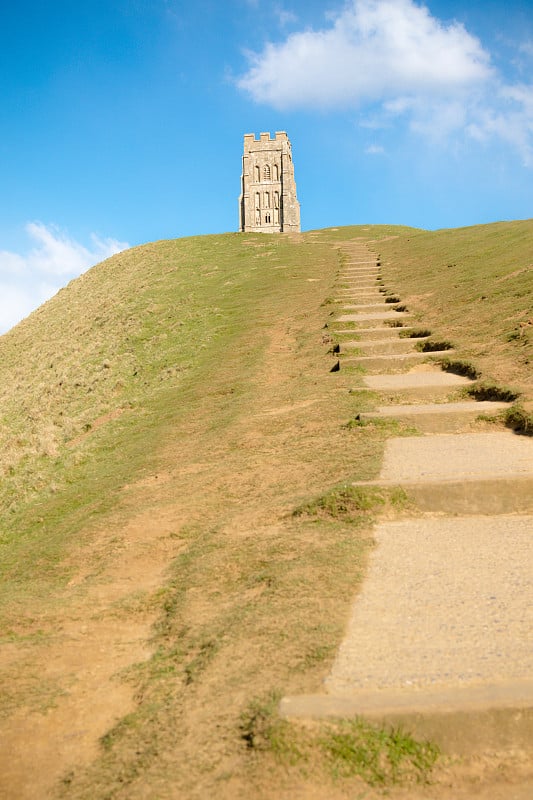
239;131;300;233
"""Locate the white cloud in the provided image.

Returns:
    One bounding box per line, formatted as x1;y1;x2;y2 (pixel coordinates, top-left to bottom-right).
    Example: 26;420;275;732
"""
237;0;492;109
236;0;533;164
0;223;129;333
365;144;385;154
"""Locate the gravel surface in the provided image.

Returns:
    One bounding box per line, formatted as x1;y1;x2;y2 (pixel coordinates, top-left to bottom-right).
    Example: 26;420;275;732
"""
380;432;533;481
326;515;533;694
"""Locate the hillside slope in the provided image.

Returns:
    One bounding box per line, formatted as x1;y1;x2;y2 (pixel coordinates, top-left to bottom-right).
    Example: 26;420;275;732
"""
0;222;531;799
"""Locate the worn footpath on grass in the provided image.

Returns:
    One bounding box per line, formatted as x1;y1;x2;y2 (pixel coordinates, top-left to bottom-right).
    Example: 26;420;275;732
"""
282;240;533;795
0;232;392;800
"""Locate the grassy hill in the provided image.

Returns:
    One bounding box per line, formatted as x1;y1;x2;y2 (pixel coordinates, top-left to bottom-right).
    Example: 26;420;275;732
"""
0;221;531;799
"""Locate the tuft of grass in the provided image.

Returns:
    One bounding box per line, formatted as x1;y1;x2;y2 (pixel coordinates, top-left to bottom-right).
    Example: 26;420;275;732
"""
465;381;520;402
374;220;533;396
399;328;432;338
504;404;533;435
293;485;386;522
293;484;412;522
415;340;453;352
240;692;301;762
438;357;480;379
240;704;440;788
319;718;440;786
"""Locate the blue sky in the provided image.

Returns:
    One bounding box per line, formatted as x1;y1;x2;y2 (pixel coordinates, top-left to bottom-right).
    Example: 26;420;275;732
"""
1;0;532;331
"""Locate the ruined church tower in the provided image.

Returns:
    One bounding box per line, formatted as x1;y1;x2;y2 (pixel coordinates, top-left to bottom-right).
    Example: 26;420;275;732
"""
239;132;300;233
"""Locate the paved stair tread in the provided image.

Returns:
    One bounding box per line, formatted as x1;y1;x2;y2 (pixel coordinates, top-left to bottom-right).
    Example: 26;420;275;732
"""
341;338;428;354
344;351;450;363
377;432;533;481
361;400;510;417
311;243;533;759
335;327;416;339
342;303;400;310
325;516;533;693
338;311;411;322
362;369;471;390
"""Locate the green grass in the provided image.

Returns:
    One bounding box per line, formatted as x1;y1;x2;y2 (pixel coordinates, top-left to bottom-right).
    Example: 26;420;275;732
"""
240;693;440;787
1;220;530;799
372;219;533;395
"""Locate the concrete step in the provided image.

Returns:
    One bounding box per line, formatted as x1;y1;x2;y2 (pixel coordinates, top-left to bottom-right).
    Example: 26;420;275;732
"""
343;302;404;311
341;270;381;277
338;311;411;325
341;338;425;354
335;292;383;301
283;507;533;755
338;285;382;292
342;285;384;290
340;262;381;274
343;351;452;372
336;281;383;290
357;368;473;397
334;326;415;339
281;687;533;757
352;474;533;513
352;431;533;512
359;399;511;432
341;274;381;280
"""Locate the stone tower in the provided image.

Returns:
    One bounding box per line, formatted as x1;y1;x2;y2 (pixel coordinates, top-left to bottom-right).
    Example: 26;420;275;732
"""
239;131;300;233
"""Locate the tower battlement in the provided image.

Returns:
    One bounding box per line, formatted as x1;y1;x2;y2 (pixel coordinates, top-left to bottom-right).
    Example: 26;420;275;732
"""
239;131;300;233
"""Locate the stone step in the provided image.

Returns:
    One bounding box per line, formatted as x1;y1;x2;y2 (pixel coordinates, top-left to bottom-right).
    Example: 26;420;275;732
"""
341;272;381;279
352;475;533;513
336;290;385;298
341;270;381;276
282;508;533;756
355;368;473;397
281;687;533;757
343;351;452;372
338;311;411;325
352;431;533;512
333;326;415;339
359;400;511;432
343;302;403;311
337;286;383;300
341;338;425;354
335;291;383;300
340;262;381;274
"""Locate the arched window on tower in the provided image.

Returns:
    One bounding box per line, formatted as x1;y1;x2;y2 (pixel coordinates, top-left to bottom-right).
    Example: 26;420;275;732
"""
255;192;260;209
274;191;279;208
263;164;271;180
264;192;270;208
273;164;279;181
265;213;271;224
255;165;260;182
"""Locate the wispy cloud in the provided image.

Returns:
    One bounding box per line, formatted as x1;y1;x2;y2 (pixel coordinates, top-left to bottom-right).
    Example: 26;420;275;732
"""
236;0;533;164
365;144;385;154
0;222;129;333
275;6;298;28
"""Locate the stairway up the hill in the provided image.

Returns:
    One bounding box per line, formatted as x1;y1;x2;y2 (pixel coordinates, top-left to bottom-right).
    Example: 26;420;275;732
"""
281;243;533;759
